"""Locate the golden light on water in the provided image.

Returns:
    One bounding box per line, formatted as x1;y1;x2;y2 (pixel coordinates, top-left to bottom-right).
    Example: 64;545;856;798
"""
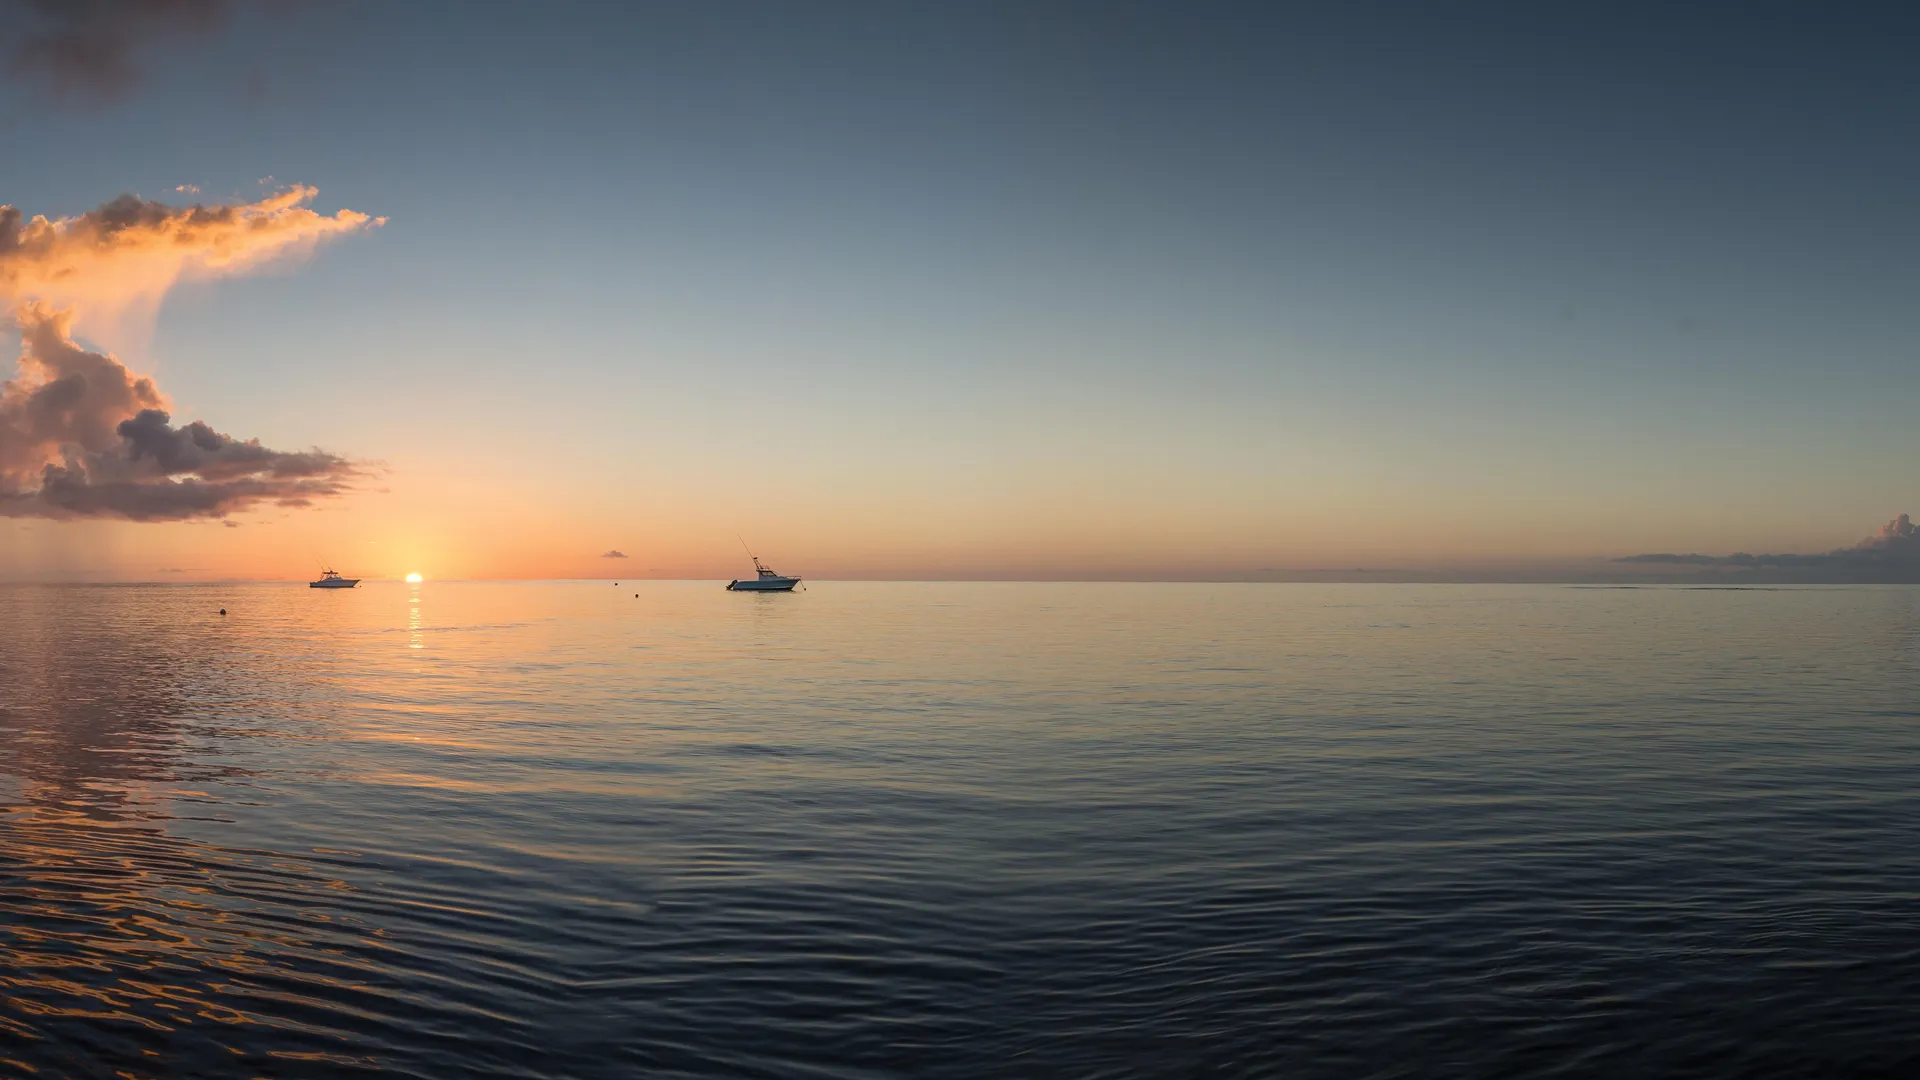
405;573;424;583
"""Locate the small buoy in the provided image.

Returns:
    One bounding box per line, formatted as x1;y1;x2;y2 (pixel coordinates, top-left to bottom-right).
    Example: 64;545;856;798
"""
218;608;227;616
634;593;638;598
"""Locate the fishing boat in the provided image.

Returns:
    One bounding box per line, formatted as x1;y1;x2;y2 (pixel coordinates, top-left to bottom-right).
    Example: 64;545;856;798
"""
727;555;800;592
310;568;361;589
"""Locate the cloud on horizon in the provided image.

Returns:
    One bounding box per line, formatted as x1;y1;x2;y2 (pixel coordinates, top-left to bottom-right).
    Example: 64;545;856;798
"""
3;0;231;104
0;187;380;520
601;550;628;559
1619;514;1920;582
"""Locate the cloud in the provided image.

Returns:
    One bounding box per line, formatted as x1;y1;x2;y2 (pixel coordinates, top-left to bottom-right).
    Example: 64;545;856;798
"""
601;550;629;559
0;304;359;520
4;0;230;104
1;186;384;329
0;186;379;521
1618;514;1920;582
1614;552;1737;565
0;302;162;472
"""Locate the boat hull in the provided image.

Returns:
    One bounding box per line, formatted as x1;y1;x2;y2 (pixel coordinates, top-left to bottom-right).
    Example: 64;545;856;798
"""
727;578;798;592
310;579;360;588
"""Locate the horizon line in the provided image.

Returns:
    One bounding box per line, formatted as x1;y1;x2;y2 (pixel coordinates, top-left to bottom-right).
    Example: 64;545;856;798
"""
3;577;1916;588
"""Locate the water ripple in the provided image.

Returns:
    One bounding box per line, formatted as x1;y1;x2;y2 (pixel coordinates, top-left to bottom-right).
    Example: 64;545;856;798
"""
5;582;1920;1076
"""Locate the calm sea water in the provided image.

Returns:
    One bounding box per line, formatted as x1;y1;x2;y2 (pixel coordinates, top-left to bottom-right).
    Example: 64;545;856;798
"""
4;581;1920;1078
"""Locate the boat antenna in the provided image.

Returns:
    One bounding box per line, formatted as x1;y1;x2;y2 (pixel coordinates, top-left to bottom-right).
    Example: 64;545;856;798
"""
737;534;756;560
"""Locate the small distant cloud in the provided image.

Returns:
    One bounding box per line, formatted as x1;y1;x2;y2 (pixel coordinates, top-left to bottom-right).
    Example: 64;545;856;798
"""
601;549;628;559
174;183;200;194
223;520;241;528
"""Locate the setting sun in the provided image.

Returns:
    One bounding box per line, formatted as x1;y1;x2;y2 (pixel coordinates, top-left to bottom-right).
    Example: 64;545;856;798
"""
405;573;424;583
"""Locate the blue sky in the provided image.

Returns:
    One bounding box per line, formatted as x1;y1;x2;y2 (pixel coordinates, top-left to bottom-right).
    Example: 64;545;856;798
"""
3;1;1919;579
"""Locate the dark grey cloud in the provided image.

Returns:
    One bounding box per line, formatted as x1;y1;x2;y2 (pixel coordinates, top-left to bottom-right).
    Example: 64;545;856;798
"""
114;407;347;483
1619;515;1920;582
601;550;628;559
3;0;230;104
18;458;349;520
1;304;358;521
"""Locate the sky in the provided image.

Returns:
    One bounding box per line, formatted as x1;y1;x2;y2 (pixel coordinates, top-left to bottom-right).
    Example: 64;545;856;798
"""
2;0;1919;582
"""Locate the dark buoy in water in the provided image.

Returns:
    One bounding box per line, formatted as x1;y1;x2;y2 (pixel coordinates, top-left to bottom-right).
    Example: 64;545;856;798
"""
218;608;227;616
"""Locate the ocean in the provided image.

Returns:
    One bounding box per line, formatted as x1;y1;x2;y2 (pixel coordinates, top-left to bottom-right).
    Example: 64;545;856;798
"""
3;581;1919;1078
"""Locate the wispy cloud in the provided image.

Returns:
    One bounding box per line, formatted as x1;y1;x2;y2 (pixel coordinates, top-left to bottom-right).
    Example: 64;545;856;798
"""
601;550;629;559
1;185;382;325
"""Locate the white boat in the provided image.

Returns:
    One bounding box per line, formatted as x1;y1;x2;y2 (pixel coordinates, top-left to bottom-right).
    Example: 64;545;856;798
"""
727;556;800;592
310;568;360;589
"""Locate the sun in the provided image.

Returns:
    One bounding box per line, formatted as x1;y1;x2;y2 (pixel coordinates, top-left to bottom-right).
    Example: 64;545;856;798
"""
405;572;424;583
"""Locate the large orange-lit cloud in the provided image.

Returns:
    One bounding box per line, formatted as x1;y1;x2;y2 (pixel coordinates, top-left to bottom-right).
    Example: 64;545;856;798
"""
0;187;379;520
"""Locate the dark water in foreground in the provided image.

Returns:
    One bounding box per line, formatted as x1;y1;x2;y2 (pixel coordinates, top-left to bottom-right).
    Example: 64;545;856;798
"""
4;582;1920;1078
